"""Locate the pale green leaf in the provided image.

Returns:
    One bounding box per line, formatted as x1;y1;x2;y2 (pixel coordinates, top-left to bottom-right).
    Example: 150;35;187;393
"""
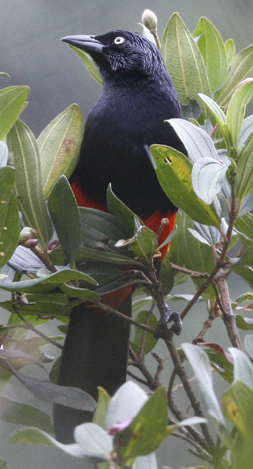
224;38;236;67
7;119;52;250
68;44;102;85
176;212;215;301
0;268;97;293
0;193;20;268
161;13;211;106
197;93;232;149
191;157;229;204
0;86;29;140
48;175;80;266
38;104;84;198
229;347;253;389
169;118;219;163
182;343;228;432
194;17;228;92
235;141;253;201
226;79;253;151
0;166;16;217
0;396;53;433
238;115;253;153
215;44;253;105
151;144;220;227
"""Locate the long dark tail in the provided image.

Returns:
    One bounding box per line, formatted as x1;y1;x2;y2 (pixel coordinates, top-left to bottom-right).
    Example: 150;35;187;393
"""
53;296;131;443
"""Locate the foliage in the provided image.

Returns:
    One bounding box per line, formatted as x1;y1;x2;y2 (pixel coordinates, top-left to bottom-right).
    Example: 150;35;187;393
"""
0;8;253;469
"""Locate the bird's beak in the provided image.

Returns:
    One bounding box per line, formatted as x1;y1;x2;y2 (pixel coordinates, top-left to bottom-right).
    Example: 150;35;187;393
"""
61;35;103;53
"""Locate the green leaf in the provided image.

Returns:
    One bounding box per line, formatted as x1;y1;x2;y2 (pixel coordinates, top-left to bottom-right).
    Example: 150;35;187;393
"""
235;212;253;246
224;38;236;67
115;388;168;459
10;427;55;446
235;141;253;201
80;206;131;244
93;387;110;430
176;212;215;301
238;115;253;153
48;175;80;266
0;292;70;317
204;346;234;383
191;157;229;204
198;93;231;146
107;184;141;235
0;166;16;216
0;358;97;411
77;246;140;266
59;283;99;302
182;343;229;434
161;13;211;106
181;99;201;120
7;119;52;250
0;192;20;268
151;145;220;227
226;79;253;151
10;424;110;461
169;118;219;163
232;264;253;289
132;311;158;355
193;17;228;92
38;104;84;198
236;315;253;330
167;416;207;435
0;268;97;293
228;347;253;389
215;44;253;106
222;381;253;441
234;245;253;269
115;226;158;263
68;44;103;85
0;86;29;140
0;396;53;433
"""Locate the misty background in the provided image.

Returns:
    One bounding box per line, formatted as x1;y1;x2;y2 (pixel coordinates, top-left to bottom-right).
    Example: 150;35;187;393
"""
0;0;252;468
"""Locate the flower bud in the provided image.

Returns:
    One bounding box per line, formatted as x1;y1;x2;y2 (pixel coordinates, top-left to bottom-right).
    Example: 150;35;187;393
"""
19;227;38;245
141;9;158;32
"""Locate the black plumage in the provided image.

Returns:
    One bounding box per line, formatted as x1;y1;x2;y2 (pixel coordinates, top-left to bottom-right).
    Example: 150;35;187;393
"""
53;30;184;443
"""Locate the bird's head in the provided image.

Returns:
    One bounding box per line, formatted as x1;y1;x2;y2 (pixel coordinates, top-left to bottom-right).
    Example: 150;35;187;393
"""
61;30;165;80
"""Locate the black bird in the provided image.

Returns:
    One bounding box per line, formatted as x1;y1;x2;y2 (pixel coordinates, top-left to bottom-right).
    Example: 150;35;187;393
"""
54;30;185;443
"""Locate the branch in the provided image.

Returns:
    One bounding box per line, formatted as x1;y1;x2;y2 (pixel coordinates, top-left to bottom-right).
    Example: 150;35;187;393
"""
95;301;158;335
214;272;243;349
129;345;159;390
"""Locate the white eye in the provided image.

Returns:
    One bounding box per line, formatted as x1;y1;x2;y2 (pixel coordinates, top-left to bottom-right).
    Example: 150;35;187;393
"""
113;37;125;45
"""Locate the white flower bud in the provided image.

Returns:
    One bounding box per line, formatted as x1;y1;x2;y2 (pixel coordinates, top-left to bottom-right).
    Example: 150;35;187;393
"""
141;9;158;32
19;227;38;245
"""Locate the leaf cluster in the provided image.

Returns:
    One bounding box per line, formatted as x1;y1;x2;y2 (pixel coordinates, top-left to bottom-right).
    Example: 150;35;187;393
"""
0;9;253;469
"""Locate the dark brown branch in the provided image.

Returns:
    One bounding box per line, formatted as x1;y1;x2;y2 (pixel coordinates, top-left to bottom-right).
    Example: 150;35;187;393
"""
129;345;159;390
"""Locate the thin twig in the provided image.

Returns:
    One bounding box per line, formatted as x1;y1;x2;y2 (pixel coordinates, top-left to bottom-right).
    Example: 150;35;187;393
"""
193;317;214;344
95;301;158;335
11;305;63;349
170;263;209;279
129;345;158;390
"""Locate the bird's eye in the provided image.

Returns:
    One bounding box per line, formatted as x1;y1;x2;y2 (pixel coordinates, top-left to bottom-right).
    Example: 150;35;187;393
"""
113;37;125;45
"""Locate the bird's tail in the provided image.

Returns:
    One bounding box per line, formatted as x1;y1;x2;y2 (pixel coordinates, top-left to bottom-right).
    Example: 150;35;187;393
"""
53;292;131;443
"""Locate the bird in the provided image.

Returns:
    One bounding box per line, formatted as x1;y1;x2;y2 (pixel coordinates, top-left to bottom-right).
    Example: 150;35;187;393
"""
53;29;185;443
